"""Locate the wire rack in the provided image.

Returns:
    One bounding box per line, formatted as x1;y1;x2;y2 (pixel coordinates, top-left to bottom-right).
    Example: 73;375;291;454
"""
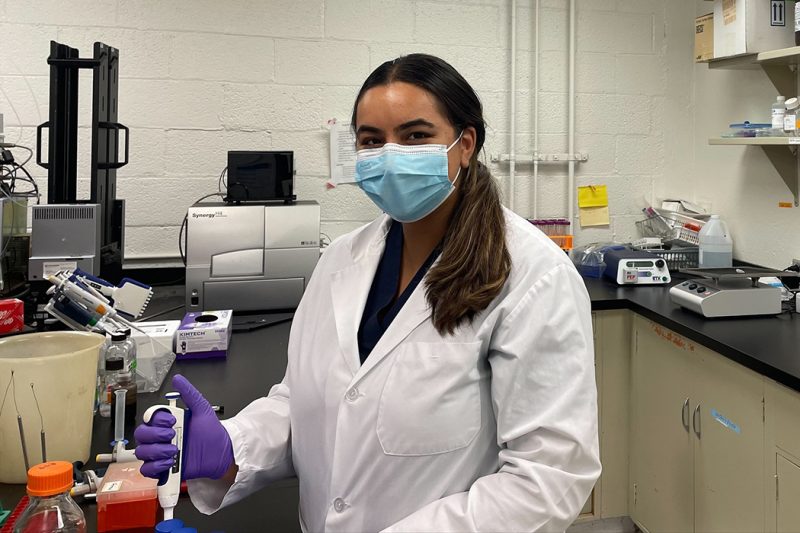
650;247;699;270
636;209;705;247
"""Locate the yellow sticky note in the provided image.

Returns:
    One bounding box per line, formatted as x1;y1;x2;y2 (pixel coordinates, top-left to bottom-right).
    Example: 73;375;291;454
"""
580;206;610;227
577;185;608;208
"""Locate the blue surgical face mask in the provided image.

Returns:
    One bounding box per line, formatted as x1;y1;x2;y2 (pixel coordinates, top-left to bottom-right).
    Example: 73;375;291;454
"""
354;132;463;223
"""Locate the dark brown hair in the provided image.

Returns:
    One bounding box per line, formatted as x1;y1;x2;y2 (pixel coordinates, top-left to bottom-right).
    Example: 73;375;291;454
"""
352;54;511;335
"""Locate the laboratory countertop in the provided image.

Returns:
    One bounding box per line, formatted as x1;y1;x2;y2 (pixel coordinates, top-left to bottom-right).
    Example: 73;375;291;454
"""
0;288;303;532
583;276;800;392
4;277;800;531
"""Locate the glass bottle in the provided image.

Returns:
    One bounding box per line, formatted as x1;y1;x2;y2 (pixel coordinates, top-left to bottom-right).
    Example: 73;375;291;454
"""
99;357;124;418
110;370;138;426
14;461;86;533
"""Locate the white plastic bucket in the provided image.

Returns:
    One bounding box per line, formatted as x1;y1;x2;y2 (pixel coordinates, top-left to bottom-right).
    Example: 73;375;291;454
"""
0;332;104;483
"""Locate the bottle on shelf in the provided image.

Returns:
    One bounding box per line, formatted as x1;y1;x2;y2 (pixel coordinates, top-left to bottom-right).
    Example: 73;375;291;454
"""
698;215;733;268
772;95;786;130
13;461;87;533
784;97;799;134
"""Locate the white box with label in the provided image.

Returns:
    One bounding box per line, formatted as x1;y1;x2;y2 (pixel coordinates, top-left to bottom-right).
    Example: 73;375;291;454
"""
713;0;795;59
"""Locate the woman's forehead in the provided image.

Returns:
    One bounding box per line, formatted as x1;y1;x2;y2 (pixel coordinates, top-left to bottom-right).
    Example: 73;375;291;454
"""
356;82;447;127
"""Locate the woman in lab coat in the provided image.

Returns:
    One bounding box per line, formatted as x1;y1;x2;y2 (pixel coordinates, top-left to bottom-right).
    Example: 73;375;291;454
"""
135;53;601;532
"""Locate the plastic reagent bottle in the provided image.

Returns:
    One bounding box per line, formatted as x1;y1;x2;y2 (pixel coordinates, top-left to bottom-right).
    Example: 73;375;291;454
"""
784;97;799;134
13;461;86;532
772;95;786;130
698;215;733;268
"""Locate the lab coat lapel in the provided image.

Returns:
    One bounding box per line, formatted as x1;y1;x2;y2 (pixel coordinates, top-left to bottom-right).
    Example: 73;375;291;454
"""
354;279;431;383
329;219;389;376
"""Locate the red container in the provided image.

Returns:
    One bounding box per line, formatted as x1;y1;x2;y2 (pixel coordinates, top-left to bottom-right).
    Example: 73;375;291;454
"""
96;461;159;532
0;299;24;334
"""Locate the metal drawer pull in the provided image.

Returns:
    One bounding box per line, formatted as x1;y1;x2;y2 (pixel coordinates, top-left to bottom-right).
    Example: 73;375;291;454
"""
682;398;690;432
693;403;701;438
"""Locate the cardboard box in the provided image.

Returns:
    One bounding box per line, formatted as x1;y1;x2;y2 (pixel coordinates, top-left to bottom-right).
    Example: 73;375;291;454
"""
696;13;714;62
713;0;795;59
176;310;232;360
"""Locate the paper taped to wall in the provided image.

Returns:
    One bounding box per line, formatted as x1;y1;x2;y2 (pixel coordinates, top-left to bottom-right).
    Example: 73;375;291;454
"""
329;118;357;185
578;185;610;227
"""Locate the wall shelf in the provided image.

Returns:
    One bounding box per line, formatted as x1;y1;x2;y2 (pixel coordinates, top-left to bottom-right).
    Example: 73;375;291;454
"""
708;138;800;206
707;47;800;206
707;46;800;96
708;137;800;145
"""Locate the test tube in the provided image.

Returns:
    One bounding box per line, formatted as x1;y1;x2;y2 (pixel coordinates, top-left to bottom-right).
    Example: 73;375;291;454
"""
114;389;127;444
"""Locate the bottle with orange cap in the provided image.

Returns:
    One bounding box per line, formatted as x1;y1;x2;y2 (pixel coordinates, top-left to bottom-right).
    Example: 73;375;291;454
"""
13;461;86;533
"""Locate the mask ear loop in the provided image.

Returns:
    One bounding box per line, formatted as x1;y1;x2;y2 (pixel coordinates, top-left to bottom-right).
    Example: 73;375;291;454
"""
447;130;466;185
447;130;465;152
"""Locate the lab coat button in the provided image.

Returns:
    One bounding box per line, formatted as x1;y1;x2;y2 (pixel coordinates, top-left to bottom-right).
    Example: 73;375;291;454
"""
346;388;359;401
333;498;346;512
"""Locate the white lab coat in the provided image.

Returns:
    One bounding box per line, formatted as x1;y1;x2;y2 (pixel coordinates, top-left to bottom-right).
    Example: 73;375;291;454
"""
188;208;601;532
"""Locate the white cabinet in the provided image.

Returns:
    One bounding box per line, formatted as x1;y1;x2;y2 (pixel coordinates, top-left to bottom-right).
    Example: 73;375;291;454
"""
580;310;632;521
765;379;800;532
630;316;765;533
776;454;800;532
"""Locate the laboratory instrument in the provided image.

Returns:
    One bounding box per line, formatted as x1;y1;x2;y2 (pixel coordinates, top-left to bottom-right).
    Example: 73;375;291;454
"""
698;215;733;268
602;248;671;285
0;332;103;484
28;204;102;281
13;461;86;533
142;392;186;521
35;41;128;283
185;200;320;312
226;150;295;203
669;267;799;318
0;197;31;296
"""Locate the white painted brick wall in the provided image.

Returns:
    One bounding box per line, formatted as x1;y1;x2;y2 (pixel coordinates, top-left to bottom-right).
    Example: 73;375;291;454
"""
0;0;695;260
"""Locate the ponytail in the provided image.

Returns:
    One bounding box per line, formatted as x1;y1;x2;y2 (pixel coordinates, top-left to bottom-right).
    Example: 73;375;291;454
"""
426;157;511;335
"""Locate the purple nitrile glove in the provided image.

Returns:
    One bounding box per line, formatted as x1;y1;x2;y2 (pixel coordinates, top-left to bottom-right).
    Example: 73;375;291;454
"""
135;374;234;480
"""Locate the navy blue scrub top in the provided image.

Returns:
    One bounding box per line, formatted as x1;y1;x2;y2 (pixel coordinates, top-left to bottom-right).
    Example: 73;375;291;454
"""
357;220;441;364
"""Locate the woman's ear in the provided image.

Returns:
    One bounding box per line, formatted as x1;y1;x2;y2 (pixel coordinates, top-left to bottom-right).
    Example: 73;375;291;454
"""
459;126;477;168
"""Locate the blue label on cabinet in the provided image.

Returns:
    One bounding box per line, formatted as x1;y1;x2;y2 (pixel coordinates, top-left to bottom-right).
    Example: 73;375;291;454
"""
711;408;741;434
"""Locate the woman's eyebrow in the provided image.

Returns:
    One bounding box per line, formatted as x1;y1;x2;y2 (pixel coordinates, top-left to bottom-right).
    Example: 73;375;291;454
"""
355;124;383;135
396;118;436;131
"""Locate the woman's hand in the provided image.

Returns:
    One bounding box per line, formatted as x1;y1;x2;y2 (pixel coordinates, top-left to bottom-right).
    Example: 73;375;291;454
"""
135;374;235;480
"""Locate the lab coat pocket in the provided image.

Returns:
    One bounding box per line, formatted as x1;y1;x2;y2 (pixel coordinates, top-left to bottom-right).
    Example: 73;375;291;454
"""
377;341;483;456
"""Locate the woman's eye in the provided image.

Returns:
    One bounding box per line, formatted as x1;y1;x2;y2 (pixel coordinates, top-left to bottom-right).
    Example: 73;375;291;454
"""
360;137;383;147
407;131;430;141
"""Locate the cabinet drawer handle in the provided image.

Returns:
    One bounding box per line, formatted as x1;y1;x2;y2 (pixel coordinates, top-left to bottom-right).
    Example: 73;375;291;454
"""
682;398;690;432
693;403;701;438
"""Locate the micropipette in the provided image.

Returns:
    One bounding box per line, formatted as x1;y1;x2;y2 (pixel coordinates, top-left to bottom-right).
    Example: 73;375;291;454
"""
142;392;185;520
